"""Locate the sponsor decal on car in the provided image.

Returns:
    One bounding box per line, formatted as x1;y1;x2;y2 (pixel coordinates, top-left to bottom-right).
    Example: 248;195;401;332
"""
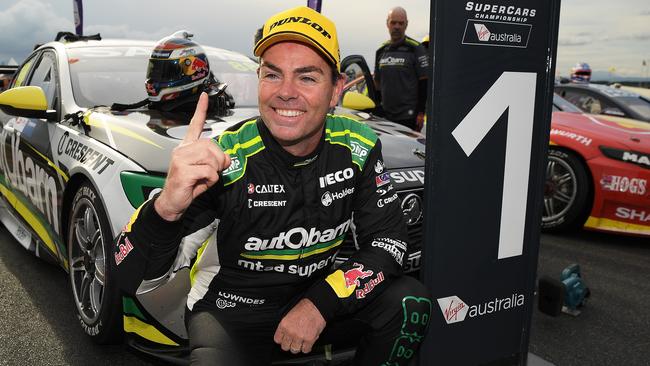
0;132;60;233
437;293;525;324
550;129;592;146
319;168;354;188
600;147;650;168
615;207;650;223
57;131;115;174
390;169;425;185
622;152;650;167
600;175;646;195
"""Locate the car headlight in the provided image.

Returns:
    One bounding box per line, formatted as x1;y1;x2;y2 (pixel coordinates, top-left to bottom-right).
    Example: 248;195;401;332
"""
120;171;166;208
599;146;650;169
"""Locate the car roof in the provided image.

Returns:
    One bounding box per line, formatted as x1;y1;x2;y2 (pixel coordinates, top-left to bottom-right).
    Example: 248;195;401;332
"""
36;39;254;62
557;82;641;98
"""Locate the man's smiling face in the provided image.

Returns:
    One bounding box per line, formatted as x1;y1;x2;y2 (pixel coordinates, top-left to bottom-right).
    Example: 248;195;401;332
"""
258;41;344;156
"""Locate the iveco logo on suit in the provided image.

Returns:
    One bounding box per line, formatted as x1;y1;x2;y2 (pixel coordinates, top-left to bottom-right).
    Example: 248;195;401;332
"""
319;168;354;188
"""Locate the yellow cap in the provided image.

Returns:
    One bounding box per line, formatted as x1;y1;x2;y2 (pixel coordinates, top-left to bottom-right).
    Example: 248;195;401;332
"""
254;6;340;71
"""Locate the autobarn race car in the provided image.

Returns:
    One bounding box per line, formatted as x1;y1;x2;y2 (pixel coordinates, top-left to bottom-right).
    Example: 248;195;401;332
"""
545;94;650;235
0;35;425;364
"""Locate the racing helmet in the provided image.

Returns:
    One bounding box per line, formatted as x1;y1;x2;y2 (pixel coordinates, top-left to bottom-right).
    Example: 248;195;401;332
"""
570;62;591;83
146;31;210;102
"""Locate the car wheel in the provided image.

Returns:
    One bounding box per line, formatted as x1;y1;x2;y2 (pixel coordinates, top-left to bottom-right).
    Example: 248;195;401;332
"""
541;148;591;231
67;182;122;344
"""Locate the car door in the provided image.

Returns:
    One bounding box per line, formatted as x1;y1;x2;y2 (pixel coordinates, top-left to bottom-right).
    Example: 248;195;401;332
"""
0;49;66;262
340;55;378;110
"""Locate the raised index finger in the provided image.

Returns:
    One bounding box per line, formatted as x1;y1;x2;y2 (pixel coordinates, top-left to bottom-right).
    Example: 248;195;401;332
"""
183;92;209;143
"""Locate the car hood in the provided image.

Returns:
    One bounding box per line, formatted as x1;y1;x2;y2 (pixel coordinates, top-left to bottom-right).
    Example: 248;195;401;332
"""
85;106;426;174
552;111;650;152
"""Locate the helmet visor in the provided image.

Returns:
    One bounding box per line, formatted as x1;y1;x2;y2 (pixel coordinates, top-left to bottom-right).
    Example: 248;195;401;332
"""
147;59;183;82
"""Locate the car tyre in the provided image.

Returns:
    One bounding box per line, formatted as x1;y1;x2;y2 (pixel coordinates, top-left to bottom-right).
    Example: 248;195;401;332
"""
542;148;591;231
67;182;122;344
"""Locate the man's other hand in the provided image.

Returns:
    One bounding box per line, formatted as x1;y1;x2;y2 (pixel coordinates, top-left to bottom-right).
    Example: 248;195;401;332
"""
155;92;231;221
274;298;326;354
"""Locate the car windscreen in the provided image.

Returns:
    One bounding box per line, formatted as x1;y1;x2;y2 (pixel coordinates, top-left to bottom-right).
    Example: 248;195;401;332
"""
553;94;582;113
615;96;650;120
67;46;259;108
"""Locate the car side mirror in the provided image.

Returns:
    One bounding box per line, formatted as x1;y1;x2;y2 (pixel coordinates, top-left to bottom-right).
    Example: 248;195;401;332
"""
0;86;57;121
342;91;376;111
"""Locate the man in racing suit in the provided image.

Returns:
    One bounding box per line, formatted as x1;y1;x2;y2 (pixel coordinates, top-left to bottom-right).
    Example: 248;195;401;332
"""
374;7;429;132
113;6;431;366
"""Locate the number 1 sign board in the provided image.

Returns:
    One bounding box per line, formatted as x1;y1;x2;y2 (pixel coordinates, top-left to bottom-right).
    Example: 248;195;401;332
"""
421;0;560;365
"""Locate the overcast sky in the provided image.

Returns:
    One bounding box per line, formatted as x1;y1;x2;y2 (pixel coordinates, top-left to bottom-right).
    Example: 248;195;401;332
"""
0;0;649;77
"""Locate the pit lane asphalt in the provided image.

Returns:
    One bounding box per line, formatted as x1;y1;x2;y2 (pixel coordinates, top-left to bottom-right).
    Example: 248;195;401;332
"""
1;225;648;365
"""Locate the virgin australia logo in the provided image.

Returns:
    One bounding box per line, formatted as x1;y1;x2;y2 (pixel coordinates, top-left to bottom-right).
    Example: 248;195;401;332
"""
474;23;491;41
437;296;468;324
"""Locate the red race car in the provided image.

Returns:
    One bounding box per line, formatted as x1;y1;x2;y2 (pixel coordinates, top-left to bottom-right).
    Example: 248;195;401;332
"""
544;94;650;236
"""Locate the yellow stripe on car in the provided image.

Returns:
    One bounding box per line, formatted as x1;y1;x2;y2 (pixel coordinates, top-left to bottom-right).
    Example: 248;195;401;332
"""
584;216;650;235
0;182;57;255
84;113;163;149
123;315;179;346
24;142;69;182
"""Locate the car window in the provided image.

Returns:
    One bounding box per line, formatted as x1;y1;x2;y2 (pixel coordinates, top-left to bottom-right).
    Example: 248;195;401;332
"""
552;94;582;113
559;89;606;114
27;51;59;110
12;57;36;88
614;96;650;121
67;46;259;108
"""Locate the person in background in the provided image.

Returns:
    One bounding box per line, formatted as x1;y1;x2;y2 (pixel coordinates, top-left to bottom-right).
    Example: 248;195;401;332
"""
374;7;429;131
113;6;431;366
570;62;592;83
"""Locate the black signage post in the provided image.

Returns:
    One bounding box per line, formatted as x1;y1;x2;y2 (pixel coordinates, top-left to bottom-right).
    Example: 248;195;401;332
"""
421;0;561;365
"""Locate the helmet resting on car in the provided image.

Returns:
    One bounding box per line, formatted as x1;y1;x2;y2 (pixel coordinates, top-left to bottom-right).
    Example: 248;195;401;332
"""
146;31;210;102
570;62;591;83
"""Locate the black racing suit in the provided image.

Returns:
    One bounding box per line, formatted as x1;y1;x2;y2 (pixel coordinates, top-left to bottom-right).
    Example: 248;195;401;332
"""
113;115;431;365
374;36;429;130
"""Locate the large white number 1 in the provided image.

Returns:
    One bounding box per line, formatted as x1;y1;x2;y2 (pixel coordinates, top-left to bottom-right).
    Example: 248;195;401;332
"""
452;72;537;259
